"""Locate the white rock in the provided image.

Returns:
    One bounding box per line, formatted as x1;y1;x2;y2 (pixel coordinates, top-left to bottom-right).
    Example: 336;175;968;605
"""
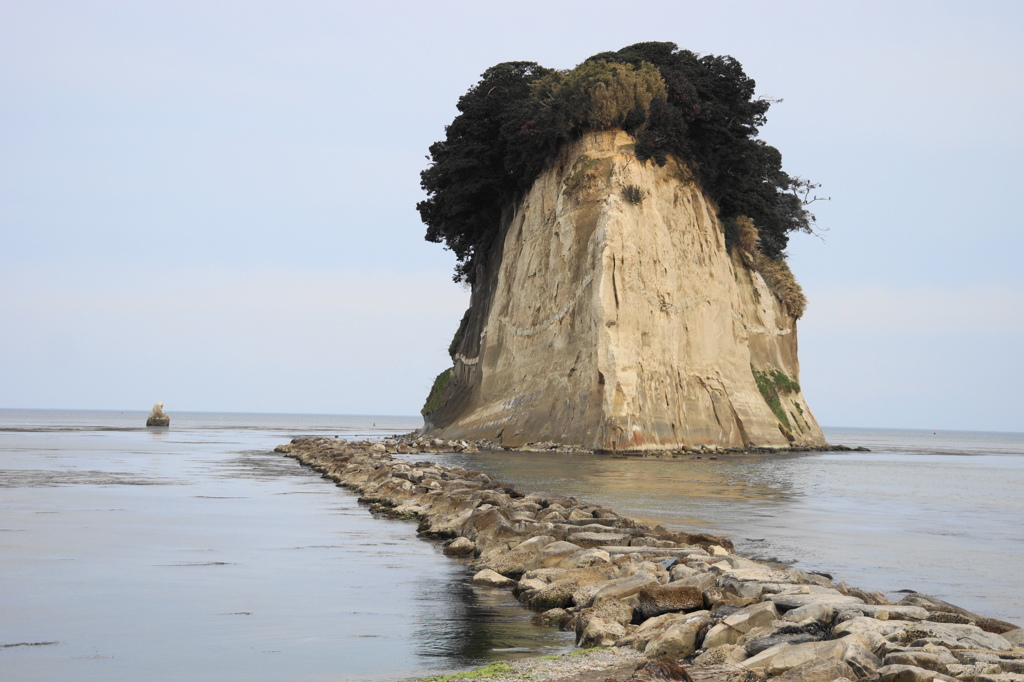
470;569;516;588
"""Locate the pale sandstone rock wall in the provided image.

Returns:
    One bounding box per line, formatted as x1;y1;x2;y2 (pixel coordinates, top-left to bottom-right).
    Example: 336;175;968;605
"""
426;130;825;450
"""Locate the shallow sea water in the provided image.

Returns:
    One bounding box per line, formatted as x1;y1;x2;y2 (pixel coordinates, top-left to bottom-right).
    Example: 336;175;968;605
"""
0;410;572;682
2;411;1022;681
417;427;1024;624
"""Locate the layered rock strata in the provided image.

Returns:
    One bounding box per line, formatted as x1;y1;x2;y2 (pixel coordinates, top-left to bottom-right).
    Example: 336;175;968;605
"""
425;131;825;451
277;436;1023;680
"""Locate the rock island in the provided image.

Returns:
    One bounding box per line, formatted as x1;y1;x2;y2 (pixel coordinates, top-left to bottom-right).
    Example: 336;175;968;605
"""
417;43;826;452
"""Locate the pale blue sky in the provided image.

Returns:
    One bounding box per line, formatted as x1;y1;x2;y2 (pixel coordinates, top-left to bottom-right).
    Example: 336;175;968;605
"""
2;1;1021;431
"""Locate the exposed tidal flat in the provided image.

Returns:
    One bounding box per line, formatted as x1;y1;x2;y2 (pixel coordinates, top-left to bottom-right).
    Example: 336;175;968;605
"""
1;410;1022;681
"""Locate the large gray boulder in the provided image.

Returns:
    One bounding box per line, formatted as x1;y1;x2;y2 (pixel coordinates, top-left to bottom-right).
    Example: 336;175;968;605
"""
470;569;516;588
833;616;1014;651
743;629;824;656
883;651;952;675
576;598;634;647
768;591;865;611
782;602;836;624
739;638;881;678
476;535;555;578
578;617;627;648
617;612;694;651
702;601;779;648
637;582;704;618
833;604;929;622
671;570;717;591
898;593;1020;634
586;571;661;608
767;641;849;676
1000;628;1024;645
522;577;579;609
460;507;521;549
525;541;583;570
644;610;713;658
518;567;611;609
775;659;855;682
443;537;475;556
877;664;960;682
567;531;631;548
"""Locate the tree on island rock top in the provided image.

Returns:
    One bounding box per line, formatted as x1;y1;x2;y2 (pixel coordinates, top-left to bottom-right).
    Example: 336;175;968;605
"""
419;42;823;284
417;42;829;452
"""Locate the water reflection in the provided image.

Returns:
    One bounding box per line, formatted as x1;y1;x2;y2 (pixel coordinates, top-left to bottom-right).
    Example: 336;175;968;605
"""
5;412;1022;680
398;450;797;532
401;431;1024;624
0;420;573;682
411;565;574;665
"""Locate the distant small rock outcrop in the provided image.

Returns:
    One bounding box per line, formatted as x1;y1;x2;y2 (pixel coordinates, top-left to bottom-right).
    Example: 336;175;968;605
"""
146;402;170;427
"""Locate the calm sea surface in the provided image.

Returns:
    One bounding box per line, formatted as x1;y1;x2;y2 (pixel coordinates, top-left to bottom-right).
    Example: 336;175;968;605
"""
0;410;573;682
417;427;1024;625
1;410;1021;681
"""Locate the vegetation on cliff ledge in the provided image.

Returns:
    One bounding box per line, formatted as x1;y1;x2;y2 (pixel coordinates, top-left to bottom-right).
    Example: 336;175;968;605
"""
752;364;801;430
419;42;820;284
734;215;808;317
422;368;453;415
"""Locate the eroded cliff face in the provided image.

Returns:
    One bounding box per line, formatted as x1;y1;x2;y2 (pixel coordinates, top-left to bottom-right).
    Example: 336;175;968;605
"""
425;130;825;451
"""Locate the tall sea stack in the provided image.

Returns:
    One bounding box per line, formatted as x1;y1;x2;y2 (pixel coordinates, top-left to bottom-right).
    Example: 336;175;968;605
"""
146;402;170;427
419;44;827;451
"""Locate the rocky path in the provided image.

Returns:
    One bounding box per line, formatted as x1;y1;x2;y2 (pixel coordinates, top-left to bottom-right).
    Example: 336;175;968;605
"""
275;436;1024;682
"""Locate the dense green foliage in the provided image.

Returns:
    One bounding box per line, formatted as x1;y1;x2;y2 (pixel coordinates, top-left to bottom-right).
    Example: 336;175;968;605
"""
418;62;557;282
419;43;817;281
532;60;666;131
